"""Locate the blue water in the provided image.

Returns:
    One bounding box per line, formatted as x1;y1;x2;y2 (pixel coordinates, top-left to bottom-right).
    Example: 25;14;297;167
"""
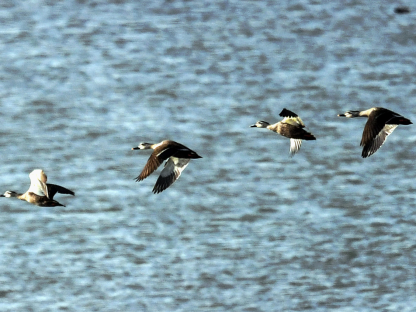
0;1;415;311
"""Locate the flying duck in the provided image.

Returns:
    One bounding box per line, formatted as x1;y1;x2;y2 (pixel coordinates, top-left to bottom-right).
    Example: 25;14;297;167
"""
250;108;316;156
132;140;202;194
338;107;412;158
1;169;75;207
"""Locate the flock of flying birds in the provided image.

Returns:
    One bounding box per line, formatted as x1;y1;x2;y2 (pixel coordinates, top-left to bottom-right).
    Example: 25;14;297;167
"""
0;107;412;207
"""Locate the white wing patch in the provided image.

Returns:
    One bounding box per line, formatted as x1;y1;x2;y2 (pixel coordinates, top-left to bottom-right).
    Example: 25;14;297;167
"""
289;139;302;157
282;116;305;127
28;169;49;197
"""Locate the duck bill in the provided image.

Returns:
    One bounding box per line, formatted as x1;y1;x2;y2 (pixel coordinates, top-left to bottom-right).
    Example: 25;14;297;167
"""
132;147;140;150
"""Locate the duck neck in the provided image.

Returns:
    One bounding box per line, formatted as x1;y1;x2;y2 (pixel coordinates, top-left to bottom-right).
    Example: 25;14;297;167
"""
139;143;155;150
358;108;374;117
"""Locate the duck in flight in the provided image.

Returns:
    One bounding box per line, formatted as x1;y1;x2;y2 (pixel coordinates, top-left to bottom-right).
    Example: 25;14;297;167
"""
1;169;74;207
338;107;412;158
250;108;316;156
132;140;202;194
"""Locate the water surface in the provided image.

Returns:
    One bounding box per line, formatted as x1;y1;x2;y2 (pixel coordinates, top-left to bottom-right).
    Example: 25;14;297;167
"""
0;1;415;311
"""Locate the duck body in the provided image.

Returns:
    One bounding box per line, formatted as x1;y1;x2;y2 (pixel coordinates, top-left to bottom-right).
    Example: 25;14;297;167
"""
10;191;66;207
132;140;202;194
338;107;412;158
266;121;316;140
251;108;316;156
1;169;74;207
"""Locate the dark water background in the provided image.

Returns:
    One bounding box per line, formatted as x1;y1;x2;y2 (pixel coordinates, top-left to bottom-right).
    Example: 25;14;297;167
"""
0;1;416;311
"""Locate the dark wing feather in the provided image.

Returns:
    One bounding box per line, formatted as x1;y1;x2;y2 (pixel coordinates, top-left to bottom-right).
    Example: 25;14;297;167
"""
46;183;75;199
136;153;164;181
136;144;180;181
279;108;298;118
152;158;190;194
361;124;397;158
360;109;394;147
385;115;412;125
166;141;202;159
279;124;316;140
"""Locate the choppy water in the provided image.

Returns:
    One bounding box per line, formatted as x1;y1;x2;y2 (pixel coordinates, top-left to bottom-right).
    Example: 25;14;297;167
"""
0;0;416;311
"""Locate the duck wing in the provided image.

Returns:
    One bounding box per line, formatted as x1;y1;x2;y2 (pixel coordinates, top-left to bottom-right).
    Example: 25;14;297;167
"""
289;139;302;156
361;124;398;158
136;146;177;181
28;170;49;198
152;157;190;194
279;108;298;118
46;184;75;199
279;109;306;128
361;108;399;147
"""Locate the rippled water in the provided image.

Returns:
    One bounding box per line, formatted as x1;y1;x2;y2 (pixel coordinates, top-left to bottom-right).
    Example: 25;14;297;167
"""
0;0;416;311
